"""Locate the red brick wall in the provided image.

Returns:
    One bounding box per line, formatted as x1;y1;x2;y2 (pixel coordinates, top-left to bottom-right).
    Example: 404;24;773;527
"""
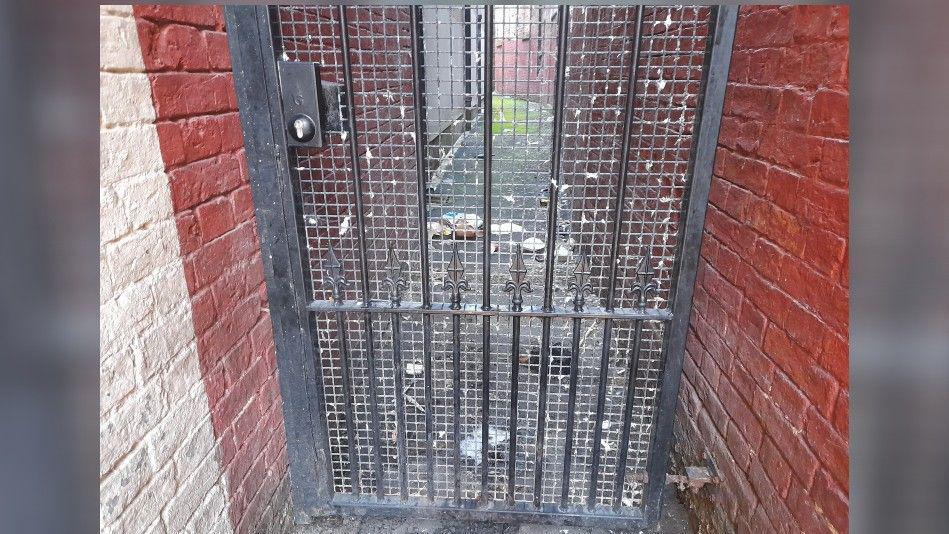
673;5;848;534
133;6;289;533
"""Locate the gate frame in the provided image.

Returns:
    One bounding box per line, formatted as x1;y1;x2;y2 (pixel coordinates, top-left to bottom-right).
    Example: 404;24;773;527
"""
224;4;737;528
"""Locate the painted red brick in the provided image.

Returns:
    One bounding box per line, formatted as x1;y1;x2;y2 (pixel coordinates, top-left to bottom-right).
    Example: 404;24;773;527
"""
758;436;792;498
168;152;243;211
674;5;848;533
803;408;848;488
151;22;211;71
134;5;288;532
150;72;237;120
205;31;233;71
136;4;223;29
811;470;848;533
809;89;849;139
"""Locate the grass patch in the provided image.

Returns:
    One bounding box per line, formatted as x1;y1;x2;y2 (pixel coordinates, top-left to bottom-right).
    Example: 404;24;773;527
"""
492;96;542;135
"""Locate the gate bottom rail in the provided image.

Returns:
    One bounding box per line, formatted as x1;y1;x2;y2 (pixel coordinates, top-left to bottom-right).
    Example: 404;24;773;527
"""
328;493;648;528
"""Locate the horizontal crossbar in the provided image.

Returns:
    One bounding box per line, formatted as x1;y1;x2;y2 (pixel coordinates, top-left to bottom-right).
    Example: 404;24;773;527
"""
308;299;673;321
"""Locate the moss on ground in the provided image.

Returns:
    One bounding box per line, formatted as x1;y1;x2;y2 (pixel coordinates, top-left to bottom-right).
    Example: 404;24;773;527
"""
491;96;545;135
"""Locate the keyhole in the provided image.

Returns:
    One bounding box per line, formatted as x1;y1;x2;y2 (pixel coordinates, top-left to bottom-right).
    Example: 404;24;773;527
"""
288;114;315;143
294;118;308;140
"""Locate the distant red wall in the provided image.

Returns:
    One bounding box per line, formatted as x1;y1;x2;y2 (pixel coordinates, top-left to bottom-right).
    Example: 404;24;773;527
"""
133;6;288;533
674;5;849;533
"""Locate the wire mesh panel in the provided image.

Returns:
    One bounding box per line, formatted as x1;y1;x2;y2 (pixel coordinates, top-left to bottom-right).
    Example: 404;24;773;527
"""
263;3;719;525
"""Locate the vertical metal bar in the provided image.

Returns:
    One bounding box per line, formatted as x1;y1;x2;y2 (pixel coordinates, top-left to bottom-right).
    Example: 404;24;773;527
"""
587;322;612;508
409;3;431;306
463;6;473;124
337;5;384;498
588;6;645;509
452;314;463;505
391;313;408;500
507;315;521;506
409;5;437;502
560;316;583;506
612;319;644;509
644;6;737;524
480;3;494;502
533;5;570;508
335;312;361;493
603;9;644;309
423;315;435;502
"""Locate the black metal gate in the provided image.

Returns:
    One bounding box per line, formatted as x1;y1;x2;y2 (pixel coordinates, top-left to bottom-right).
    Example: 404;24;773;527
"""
226;4;736;528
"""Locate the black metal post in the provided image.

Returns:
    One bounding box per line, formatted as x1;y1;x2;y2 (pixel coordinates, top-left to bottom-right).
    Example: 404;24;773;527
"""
588;6;644;508
224;5;335;513
643;6;738;524
338;5;385;498
480;3;494;502
409;5;437;502
534;4;570;508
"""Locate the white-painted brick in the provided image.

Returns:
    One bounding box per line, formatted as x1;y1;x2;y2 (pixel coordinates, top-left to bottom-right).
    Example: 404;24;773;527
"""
101;5;133;16
100;126;166;186
100;249;117;304
100;14;146;72
145;387;208;469
111;273;156;337
101;72;156;127
175;418;219;477
152;262;191;316
101;382;168;476
106;221;179;292
115;171;174;231
163;454;223;532
163;344;203;404
100;184;131;244
100;350;136;416
164;301;199;357
114;461;177;534
187;483;228;533
100;445;151;525
133;325;174;385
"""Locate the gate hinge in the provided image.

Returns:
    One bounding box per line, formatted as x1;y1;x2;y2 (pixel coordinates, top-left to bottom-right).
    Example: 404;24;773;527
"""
666;462;719;492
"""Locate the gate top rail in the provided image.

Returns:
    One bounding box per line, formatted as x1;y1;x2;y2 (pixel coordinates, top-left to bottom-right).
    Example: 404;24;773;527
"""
307;299;672;322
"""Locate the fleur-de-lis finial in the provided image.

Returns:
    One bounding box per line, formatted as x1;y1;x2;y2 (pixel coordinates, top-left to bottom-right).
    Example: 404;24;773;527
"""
383;245;408;306
631;253;658;307
323;244;349;304
567;253;593;312
442;244;470;310
504;244;532;311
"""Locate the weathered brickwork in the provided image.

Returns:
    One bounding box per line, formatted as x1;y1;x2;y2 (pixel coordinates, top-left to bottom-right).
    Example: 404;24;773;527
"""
99;5;233;533
673;5;848;534
133;5;292;533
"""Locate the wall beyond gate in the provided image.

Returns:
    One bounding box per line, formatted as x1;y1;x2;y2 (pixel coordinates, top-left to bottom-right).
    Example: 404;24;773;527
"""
100;4;291;533
673;5;849;534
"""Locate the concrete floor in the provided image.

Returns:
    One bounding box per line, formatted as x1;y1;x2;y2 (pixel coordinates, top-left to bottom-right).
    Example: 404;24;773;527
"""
294;488;691;534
